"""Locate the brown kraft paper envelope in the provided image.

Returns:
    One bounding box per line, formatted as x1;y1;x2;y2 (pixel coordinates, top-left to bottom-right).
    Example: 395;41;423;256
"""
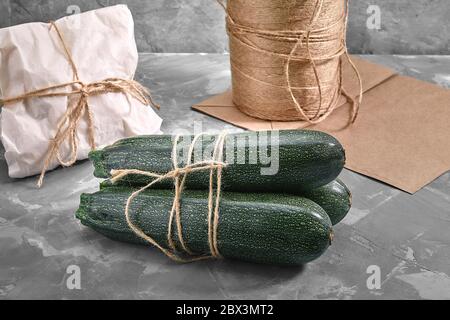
192;56;450;193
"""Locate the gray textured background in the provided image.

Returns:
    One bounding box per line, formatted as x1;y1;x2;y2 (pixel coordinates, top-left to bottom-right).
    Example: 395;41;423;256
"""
0;0;449;54
1;0;450;302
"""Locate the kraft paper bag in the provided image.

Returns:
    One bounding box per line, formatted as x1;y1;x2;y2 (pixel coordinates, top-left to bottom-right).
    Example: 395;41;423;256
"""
193;57;450;193
0;5;162;179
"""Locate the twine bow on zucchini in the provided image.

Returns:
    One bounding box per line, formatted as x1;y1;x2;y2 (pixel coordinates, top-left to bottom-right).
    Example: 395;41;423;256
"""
109;132;229;263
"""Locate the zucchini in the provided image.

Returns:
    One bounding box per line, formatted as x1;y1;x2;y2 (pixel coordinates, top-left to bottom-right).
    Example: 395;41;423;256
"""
301;179;352;225
89;130;345;192
76;186;333;266
99;178;352;226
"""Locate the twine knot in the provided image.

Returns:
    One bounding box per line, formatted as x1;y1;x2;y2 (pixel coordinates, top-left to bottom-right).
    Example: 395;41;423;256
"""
79;84;89;97
172;168;182;177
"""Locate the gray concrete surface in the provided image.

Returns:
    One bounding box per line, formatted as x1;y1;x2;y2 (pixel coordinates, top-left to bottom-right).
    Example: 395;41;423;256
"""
0;0;449;54
0;54;449;300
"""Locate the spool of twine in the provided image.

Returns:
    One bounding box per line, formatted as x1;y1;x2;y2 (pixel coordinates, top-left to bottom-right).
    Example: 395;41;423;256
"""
222;0;362;123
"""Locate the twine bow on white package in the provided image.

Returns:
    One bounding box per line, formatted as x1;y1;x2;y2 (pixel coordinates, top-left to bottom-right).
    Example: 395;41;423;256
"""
0;5;162;183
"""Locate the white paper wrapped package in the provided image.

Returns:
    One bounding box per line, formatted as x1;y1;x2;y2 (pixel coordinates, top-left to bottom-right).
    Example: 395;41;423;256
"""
0;5;162;180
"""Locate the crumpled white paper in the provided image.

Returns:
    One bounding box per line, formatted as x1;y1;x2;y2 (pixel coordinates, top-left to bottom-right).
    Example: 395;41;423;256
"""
0;5;162;179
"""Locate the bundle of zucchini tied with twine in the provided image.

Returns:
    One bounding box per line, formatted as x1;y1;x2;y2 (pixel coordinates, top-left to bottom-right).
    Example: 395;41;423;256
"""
77;130;352;266
216;0;363;123
0;21;160;187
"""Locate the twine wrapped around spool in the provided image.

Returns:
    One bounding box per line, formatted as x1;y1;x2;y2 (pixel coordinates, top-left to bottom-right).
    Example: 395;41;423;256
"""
217;0;362;123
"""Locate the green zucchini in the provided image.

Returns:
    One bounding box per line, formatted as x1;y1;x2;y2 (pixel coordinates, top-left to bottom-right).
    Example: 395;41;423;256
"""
301;179;352;225
76;186;333;266
99;178;352;226
89;130;345;192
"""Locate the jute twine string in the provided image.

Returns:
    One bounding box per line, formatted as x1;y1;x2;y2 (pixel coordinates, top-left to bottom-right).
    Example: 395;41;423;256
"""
216;0;363;123
0;21;160;187
110;132;229;263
